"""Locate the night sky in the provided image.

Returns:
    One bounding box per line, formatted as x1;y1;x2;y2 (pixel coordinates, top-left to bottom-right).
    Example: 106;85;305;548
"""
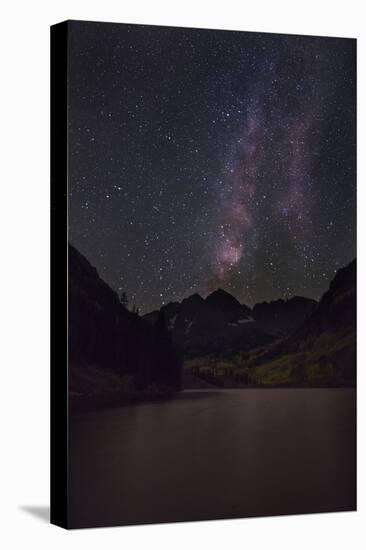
68;21;356;314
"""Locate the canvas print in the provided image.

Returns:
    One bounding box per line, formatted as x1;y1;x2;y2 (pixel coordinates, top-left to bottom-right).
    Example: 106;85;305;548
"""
52;20;356;529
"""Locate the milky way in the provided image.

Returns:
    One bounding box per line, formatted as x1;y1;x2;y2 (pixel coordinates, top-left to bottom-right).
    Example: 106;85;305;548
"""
68;22;356;313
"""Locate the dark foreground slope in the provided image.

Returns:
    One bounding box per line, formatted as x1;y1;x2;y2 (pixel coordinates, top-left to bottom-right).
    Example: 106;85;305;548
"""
68;245;181;406
249;260;356;386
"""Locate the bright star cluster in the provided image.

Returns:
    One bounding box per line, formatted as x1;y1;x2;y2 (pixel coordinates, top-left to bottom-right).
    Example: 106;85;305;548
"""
68;21;356;313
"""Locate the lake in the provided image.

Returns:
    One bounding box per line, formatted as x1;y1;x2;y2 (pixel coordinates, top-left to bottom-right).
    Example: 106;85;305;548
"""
69;388;356;528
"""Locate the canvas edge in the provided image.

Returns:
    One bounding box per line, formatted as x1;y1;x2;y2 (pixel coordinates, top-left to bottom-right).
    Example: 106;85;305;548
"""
50;20;69;529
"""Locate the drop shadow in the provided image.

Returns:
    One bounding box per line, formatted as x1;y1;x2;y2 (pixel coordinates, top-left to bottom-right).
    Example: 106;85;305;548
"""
20;505;49;523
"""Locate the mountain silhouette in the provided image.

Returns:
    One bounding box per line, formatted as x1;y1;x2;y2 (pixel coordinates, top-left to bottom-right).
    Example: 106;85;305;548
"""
68;244;181;402
252;296;316;336
144;286;315;357
206;288;252;319
249;260;356;386
68;243;355;391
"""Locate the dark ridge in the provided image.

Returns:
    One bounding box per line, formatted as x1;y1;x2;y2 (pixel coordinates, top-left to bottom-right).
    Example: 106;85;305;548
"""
68;243;181;393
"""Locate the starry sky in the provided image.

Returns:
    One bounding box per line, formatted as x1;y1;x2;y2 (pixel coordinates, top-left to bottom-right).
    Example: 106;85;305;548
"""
68;21;356;314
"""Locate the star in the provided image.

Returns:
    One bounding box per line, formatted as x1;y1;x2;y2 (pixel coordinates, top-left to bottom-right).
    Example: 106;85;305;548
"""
67;21;355;313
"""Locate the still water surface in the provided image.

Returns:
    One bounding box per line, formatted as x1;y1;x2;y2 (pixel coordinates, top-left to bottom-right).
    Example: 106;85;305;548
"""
69;388;356;528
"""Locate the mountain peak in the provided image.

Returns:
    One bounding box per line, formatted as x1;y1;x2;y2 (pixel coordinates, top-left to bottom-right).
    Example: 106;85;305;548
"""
205;288;252;318
181;292;204;306
206;287;240;305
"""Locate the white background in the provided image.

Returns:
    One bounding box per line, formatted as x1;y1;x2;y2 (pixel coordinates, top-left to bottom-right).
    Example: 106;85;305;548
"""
0;0;364;548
